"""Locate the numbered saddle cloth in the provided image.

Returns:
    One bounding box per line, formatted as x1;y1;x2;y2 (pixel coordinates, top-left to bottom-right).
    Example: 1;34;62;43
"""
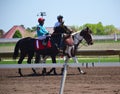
35;39;51;50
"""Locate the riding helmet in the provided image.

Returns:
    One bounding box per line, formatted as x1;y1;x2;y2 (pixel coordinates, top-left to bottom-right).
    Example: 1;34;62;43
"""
38;18;45;22
57;15;63;20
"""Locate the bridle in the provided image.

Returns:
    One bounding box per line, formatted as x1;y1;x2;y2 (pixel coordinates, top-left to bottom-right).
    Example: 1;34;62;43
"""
73;31;92;47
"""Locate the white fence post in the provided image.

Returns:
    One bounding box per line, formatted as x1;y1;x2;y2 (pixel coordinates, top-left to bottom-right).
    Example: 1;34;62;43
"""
59;63;68;94
114;33;117;41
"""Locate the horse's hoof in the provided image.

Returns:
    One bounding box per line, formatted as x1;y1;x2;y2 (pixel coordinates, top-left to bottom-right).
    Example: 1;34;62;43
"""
80;72;86;75
80;70;86;74
42;71;46;76
19;73;23;76
42;72;46;76
60;72;63;75
46;72;50;75
18;72;23;76
54;72;57;75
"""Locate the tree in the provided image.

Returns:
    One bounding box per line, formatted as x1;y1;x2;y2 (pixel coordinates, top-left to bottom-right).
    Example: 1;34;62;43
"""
0;29;4;38
104;25;117;35
71;25;81;32
26;26;36;32
13;30;22;38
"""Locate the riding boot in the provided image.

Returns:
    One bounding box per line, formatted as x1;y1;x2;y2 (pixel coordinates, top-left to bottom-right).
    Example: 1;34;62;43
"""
42;37;49;46
42;40;47;46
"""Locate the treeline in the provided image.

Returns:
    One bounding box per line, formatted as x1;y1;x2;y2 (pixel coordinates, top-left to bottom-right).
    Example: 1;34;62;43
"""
27;22;120;35
1;22;120;38
71;22;120;35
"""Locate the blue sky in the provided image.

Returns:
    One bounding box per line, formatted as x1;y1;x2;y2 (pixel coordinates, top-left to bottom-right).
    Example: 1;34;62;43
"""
0;0;120;32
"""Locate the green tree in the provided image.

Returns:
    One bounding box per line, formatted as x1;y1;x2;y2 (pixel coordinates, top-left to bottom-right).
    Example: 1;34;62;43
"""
13;30;22;38
104;25;117;34
96;22;104;35
26;26;36;32
71;25;81;32
83;22;104;35
0;29;4;37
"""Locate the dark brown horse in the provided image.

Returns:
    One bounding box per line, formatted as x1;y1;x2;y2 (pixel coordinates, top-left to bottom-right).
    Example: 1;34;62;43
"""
13;26;93;76
13;25;71;76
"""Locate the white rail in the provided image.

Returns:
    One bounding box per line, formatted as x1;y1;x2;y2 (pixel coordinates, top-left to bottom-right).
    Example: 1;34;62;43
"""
0;63;120;69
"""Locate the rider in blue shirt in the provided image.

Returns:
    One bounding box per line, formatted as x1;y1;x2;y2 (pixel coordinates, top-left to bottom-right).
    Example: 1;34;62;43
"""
37;18;49;45
37;18;49;38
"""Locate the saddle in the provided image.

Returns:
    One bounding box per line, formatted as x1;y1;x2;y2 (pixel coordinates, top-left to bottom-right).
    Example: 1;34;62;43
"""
35;39;51;50
64;35;74;46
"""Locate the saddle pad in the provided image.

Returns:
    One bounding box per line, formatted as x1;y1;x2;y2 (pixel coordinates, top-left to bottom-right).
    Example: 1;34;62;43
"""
35;40;51;50
65;36;74;46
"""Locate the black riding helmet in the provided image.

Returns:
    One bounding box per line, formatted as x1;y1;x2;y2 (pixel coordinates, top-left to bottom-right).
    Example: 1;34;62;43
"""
57;15;63;20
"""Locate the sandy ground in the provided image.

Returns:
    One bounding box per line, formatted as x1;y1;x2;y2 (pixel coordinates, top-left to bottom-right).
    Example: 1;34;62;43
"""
0;67;120;94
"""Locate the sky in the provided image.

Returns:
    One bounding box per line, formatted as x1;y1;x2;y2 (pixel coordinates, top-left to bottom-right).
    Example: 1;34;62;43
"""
0;0;120;32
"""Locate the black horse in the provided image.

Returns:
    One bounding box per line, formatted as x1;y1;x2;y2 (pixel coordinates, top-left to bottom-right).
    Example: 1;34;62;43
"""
13;25;71;76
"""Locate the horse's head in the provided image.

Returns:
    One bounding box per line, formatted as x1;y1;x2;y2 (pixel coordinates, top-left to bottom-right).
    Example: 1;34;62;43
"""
80;27;93;45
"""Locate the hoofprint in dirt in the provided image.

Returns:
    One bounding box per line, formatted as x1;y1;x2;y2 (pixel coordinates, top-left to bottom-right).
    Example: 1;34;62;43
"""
0;67;120;94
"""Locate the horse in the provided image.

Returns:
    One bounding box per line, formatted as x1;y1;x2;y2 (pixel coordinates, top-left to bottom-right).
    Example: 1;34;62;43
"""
64;27;93;74
47;26;93;74
13;25;71;76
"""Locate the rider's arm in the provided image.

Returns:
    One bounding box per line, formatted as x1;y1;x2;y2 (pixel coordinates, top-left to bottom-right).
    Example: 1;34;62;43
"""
37;25;49;36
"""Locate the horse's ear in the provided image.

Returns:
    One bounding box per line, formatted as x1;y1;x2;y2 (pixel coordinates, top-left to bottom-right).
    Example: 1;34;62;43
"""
86;27;92;34
86;27;89;30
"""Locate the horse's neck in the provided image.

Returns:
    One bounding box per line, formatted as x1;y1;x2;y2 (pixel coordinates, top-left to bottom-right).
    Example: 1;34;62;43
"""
73;33;83;46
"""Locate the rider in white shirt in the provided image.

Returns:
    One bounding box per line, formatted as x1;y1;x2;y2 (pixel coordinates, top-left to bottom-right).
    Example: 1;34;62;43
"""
54;15;64;29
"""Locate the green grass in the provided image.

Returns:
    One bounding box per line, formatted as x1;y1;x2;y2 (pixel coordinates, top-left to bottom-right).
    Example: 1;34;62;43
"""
95;39;120;43
0;43;15;47
0;56;119;64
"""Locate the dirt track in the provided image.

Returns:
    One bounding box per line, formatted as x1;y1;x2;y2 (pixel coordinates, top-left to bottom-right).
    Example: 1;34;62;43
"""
0;67;120;94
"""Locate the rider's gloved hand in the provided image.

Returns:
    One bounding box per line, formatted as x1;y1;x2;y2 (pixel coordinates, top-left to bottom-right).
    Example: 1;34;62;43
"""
45;33;49;35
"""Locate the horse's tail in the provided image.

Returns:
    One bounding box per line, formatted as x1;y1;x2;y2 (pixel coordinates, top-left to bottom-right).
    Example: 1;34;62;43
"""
13;40;20;59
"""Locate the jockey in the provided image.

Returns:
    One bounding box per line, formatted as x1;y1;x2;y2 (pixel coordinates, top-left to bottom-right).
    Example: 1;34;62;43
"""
37;17;49;45
53;15;73;50
54;15;64;29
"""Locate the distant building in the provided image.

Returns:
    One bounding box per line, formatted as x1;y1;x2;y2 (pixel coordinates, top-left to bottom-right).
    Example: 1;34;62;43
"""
1;26;54;38
1;25;26;38
46;27;54;34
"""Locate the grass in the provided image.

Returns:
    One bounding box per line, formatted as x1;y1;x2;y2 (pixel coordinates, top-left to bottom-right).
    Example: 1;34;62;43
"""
0;56;119;64
95;39;120;43
0;43;15;47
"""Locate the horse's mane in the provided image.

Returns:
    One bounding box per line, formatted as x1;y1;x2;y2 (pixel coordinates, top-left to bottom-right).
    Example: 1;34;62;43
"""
71;30;81;36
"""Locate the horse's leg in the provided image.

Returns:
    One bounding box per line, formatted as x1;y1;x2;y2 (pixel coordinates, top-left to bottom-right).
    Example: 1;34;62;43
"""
72;56;86;74
18;52;26;76
61;56;69;74
35;52;41;63
52;56;57;75
41;55;48;75
27;52;37;74
47;56;57;75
